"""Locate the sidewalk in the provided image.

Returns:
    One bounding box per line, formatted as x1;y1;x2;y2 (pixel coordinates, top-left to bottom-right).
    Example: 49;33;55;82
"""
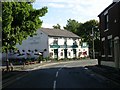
85;65;120;87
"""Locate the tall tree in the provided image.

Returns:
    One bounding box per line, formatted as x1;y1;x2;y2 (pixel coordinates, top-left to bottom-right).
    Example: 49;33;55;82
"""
2;1;48;71
2;2;48;51
77;20;100;57
63;19;80;34
64;19;100;58
53;24;61;29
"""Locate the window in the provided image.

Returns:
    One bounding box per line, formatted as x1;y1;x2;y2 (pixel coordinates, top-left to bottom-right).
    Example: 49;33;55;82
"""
79;41;81;46
78;52;82;57
22;50;25;52
61;52;63;56
53;40;58;45
108;39;112;55
83;42;87;46
64;41;67;45
35;49;38;52
28;50;31;52
64;38;67;45
105;14;109;30
73;41;77;45
49;52;53;57
69;52;71;56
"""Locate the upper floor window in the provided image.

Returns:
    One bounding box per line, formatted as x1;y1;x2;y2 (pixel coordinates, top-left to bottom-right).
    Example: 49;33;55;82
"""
105;14;109;30
73;41;77;45
53;40;58;45
82;42;87;46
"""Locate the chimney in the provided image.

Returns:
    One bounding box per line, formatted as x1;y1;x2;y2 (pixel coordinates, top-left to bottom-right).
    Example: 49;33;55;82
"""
113;0;120;2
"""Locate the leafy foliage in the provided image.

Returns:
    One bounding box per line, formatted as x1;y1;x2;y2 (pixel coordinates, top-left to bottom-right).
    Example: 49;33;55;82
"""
78;20;100;52
64;19;100;52
64;19;80;34
53;24;61;29
2;2;48;52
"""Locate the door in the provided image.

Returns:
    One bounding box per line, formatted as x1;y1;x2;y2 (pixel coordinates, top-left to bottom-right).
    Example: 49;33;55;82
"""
54;49;58;59
73;49;77;58
64;49;67;58
114;38;120;68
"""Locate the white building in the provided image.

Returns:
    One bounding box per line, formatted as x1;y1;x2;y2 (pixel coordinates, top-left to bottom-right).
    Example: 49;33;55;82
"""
9;28;89;60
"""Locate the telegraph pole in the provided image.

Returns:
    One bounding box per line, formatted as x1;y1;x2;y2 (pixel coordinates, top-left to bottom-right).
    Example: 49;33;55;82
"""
92;27;95;59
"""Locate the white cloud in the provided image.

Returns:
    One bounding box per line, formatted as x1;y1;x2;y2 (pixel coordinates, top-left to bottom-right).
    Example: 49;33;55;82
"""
48;3;65;8
34;0;113;27
42;23;65;29
41;23;53;28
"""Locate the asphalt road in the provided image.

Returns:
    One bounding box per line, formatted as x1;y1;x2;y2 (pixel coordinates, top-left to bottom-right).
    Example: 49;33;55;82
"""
3;60;118;89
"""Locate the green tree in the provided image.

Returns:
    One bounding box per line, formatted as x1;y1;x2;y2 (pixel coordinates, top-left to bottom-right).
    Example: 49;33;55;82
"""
63;19;80;34
2;2;48;71
53;24;61;29
77;20;100;57
2;2;48;51
64;19;100;58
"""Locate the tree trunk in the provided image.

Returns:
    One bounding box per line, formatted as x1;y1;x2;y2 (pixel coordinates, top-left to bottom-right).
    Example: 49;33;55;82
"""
6;48;9;72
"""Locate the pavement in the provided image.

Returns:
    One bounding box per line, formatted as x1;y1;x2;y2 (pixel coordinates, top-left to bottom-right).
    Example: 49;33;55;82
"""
85;65;120;87
1;59;120;88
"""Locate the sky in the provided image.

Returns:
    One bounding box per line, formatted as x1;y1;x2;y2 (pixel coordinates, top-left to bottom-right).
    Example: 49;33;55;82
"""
32;0;113;29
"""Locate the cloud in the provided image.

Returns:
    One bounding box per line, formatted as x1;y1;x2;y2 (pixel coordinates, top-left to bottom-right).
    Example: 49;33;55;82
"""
33;0;113;27
48;3;65;8
41;23;53;28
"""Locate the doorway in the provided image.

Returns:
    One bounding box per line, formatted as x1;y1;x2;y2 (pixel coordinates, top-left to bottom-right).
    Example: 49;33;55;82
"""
54;49;58;59
73;49;77;58
64;49;67;58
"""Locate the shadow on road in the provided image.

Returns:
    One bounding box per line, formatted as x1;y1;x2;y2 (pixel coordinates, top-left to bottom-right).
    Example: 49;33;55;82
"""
85;65;120;85
2;64;120;88
2;71;28;81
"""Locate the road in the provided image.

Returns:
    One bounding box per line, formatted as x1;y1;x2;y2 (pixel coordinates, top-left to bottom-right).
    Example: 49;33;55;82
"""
3;60;118;89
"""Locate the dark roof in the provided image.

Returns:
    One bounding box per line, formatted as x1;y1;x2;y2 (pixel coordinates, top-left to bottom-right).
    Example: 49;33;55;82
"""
40;28;80;38
98;2;116;17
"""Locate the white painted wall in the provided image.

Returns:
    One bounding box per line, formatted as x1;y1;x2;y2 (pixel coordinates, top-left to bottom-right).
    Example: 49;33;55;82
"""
4;29;89;60
48;37;89;59
16;29;49;58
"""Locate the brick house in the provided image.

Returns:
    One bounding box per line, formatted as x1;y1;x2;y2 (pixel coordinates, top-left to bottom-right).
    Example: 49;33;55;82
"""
98;0;120;68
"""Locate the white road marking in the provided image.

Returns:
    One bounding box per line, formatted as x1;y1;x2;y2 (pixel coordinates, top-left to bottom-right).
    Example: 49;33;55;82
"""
56;71;59;78
84;67;88;70
58;67;64;71
58;68;62;71
53;80;56;90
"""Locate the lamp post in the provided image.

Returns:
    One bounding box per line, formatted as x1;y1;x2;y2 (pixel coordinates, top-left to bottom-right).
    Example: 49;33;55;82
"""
91;26;99;59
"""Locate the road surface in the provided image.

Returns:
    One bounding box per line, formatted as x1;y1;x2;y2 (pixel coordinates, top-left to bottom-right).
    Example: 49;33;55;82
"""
3;60;118;89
